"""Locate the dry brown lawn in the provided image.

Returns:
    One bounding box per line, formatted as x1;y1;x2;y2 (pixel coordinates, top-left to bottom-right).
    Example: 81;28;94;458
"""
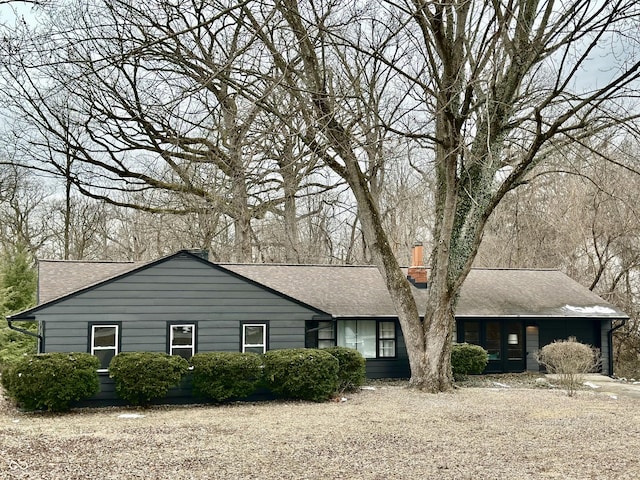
1;383;640;479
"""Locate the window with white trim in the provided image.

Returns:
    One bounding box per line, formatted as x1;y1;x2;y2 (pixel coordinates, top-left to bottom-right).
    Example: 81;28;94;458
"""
91;324;119;371
242;323;267;354
169;324;196;360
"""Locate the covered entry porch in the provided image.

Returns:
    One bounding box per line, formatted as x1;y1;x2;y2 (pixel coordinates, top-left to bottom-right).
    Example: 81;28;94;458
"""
456;318;607;374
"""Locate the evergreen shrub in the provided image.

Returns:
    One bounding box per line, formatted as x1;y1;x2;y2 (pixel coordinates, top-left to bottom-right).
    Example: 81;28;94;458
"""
191;352;263;401
109;352;189;406
1;352;100;412
263;348;339;402
451;343;489;380
324;346;366;392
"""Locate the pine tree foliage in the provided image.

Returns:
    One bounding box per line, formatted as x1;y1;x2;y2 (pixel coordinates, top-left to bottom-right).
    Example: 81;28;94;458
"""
0;246;38;367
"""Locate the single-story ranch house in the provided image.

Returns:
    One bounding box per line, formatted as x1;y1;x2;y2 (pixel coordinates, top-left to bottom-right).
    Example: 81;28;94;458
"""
8;249;627;400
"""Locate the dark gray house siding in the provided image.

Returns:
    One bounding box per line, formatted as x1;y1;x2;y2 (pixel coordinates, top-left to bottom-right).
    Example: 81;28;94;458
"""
28;253;323;402
37;253;318;357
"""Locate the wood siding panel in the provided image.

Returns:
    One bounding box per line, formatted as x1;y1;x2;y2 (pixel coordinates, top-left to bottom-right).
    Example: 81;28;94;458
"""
538;319;601;348
37;255;319;359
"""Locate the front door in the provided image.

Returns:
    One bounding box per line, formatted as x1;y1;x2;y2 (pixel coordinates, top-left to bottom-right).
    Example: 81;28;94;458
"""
459;320;525;373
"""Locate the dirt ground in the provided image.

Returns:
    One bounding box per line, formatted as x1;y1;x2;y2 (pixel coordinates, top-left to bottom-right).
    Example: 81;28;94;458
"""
2;379;639;479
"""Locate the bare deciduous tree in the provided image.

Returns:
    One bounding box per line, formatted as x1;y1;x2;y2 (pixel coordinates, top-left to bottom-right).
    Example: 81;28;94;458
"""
0;0;336;262
2;0;640;391
243;0;640;391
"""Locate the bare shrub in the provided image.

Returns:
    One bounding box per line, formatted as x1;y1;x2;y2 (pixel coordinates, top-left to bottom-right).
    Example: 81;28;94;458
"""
537;337;600;396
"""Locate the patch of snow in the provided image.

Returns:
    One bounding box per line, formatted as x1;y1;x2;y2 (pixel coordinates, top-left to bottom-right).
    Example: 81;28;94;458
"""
492;382;510;388
494;165;513;184
340;397;348;403
118;413;145;419
633;382;640;386
562;305;617;315
12;419;19;423
360;386;376;391
608;395;618;400
583;382;600;389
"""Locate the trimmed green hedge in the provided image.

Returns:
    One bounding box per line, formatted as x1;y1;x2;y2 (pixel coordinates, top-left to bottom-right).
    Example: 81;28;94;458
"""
1;352;100;412
324;346;366;392
264;349;339;402
191;352;263;401
451;343;489;380
109;352;189;406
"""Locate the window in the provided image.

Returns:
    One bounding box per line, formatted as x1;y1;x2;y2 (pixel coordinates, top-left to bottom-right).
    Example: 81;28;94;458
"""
90;324;119;371
169;324;196;360
506;321;524;361
458;319;526;373
242;323;267;354
337;319;397;359
305;320;335;349
486;321;501;360
378;321;396;357
463;321;480;344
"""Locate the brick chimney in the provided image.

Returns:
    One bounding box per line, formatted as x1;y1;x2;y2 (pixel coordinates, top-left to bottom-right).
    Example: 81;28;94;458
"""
407;242;428;289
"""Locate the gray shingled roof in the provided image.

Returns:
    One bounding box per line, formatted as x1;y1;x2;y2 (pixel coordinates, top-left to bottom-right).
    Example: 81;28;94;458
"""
454;268;626;318
34;253;627;319
37;259;138;304
225;264;420;317
224;264;626;318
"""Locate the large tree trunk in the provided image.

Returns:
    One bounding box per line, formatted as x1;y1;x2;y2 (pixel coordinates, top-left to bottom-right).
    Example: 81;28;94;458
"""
419;268;457;391
257;0;640;392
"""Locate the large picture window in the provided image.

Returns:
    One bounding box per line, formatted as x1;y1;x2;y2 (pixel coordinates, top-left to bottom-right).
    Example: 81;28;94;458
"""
336;319;396;359
90;324;119;371
242;323;267;354
169;324;196;360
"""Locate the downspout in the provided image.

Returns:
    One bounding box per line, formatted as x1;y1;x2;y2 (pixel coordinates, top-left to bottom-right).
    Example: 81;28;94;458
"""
6;316;43;354
607;318;627;378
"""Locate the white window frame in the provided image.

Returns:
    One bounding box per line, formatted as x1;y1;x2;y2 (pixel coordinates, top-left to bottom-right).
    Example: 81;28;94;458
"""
91;324;119;372
242;323;267;354
169;324;196;359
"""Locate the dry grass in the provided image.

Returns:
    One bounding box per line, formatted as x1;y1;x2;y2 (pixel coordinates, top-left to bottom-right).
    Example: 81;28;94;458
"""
2;381;640;479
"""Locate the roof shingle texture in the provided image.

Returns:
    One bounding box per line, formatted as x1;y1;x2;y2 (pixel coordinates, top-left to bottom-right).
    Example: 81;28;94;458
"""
37;259;139;304
36;255;626;318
